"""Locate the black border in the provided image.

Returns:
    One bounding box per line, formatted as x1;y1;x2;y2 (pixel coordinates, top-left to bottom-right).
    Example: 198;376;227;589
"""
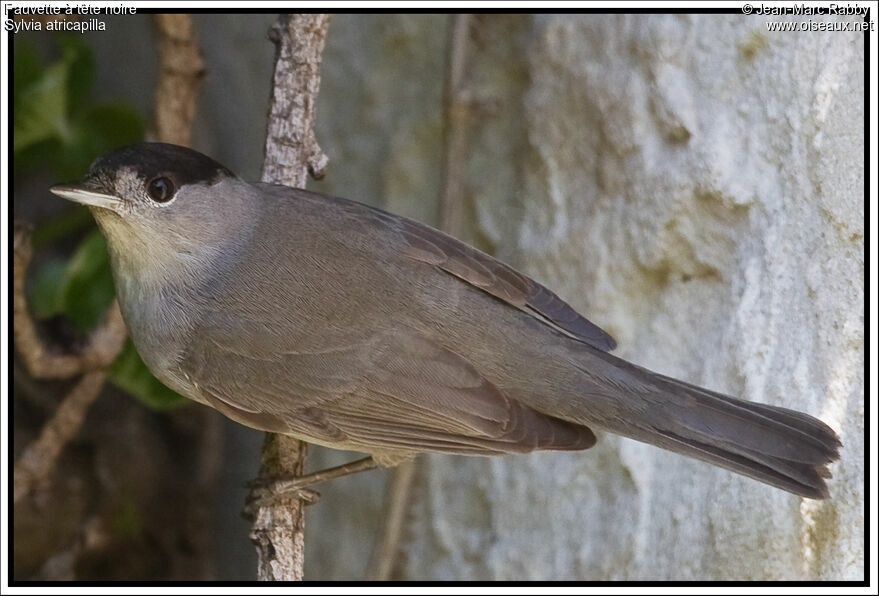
7;5;871;588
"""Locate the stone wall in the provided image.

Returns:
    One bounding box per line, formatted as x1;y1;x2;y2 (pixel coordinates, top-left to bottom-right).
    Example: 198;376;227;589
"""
306;14;863;580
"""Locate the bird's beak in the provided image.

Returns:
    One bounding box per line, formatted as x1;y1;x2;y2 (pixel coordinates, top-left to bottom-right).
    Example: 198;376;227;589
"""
50;184;123;212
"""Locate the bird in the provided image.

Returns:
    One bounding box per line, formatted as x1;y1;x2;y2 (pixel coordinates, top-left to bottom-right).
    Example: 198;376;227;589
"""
50;142;841;499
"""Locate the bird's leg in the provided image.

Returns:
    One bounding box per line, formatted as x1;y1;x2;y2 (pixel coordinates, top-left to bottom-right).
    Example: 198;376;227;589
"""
265;456;379;493
246;456;378;508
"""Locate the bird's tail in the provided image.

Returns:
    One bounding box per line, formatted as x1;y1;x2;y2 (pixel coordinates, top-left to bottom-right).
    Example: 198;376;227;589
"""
576;353;842;499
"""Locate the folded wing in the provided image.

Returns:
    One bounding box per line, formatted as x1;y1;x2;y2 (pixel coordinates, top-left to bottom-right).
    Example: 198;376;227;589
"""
182;326;596;457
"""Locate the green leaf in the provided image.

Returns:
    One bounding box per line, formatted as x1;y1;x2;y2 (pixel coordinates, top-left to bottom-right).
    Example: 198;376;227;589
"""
13;35;144;178
11;137;63;176
13;49;73;152
77;102;145;155
56;230;116;332
27;258;68;319
23;104;145;181
12;41;44;93
30;233;187;411
56;35;96;115
14;35;174;413
26;229;112;324
30;205;95;249
109;342;189;410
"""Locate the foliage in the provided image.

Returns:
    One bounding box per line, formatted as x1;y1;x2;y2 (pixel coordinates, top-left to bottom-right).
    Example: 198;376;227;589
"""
15;35;187;410
14;35;145;179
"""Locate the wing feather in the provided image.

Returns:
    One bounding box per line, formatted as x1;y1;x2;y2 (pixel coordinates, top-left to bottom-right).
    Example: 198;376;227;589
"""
254;184;617;352
392;216;617;351
181;326;595;456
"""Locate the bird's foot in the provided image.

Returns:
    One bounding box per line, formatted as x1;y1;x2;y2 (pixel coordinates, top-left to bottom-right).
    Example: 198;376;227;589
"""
244;456;378;514
244;483;321;516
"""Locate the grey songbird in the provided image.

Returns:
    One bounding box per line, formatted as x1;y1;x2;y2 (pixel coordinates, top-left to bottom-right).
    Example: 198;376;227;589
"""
51;143;841;499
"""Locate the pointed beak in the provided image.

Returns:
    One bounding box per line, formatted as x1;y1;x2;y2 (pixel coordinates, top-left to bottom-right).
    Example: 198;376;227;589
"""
50;184;123;211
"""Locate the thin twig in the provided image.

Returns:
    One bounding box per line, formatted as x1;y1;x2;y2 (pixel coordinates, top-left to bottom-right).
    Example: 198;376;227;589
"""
13;371;107;504
12;222;80;378
153;14;205;147
367;460;417;580
13;223;128;505
13;222;126;378
36;516;110;580
247;13;331;582
439;13;473;235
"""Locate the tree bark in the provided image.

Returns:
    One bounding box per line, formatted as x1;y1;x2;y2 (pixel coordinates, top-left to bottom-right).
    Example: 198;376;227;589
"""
247;13;331;582
153;14;205;147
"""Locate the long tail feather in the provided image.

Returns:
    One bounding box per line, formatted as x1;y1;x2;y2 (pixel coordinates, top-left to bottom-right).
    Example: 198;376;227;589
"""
578;353;841;499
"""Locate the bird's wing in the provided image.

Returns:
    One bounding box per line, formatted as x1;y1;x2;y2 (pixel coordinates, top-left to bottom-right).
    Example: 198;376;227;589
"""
389;214;617;351
254;184;617;352
181;326;596;456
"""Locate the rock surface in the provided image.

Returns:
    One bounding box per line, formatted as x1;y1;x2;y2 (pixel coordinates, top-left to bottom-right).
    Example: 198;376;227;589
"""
307;14;863;580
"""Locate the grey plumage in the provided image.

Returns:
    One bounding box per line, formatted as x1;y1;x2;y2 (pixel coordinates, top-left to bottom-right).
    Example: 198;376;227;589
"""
51;143;841;498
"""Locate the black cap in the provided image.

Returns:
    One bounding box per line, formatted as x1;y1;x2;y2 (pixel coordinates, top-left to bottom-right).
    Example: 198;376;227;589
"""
87;142;236;187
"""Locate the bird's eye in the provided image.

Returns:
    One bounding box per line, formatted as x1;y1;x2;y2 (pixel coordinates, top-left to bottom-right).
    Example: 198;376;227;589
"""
147;177;175;203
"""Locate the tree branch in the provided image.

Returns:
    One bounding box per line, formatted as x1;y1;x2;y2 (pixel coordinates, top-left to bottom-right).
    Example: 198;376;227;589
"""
13;371;107;504
13;223;127;505
247;13;331;582
13;223;126;379
439;13;473;235
261;14;331;186
36;516;110;580
367;459;417;580
153;14;205;147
